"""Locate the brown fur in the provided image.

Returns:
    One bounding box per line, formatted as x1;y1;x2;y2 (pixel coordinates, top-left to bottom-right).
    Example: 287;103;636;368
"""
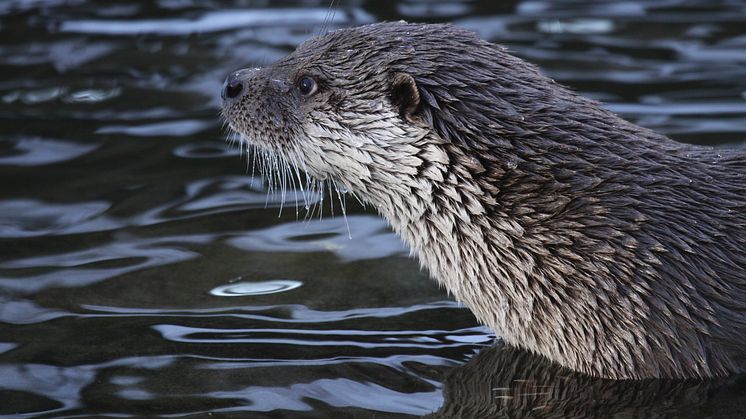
222;22;746;379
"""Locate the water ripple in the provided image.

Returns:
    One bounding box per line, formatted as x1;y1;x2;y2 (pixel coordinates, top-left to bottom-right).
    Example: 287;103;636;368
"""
228;215;408;261
0;137;98;167
1;1;745;417
210;279;303;297
96;119;211;137
60;8;373;36
0;199;109;237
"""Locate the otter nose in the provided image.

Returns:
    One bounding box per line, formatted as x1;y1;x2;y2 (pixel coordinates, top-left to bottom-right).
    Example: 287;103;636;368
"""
222;72;244;100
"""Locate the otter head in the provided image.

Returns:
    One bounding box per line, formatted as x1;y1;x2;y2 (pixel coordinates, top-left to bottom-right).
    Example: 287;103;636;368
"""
219;22;512;204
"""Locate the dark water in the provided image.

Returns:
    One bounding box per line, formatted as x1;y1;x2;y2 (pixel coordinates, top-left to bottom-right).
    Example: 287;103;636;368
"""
1;0;745;417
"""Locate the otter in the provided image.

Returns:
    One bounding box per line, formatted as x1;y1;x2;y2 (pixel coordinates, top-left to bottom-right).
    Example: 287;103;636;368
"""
220;22;746;380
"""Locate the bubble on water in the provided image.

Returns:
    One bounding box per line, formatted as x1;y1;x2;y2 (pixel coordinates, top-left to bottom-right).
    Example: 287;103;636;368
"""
210;279;302;297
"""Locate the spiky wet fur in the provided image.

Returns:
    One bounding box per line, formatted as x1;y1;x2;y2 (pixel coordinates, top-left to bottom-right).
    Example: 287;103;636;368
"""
222;22;746;379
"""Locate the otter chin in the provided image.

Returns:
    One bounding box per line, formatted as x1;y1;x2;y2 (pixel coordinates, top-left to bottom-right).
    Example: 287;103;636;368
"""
220;21;745;380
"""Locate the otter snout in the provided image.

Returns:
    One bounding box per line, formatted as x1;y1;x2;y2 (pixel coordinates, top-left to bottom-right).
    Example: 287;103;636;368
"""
221;68;260;102
222;72;243;99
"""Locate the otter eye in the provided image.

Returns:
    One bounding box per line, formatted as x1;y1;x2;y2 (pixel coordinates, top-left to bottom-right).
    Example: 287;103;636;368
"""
298;76;317;96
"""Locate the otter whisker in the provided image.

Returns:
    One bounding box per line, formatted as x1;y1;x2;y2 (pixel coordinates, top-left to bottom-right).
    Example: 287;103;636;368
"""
286;157;300;219
302;175;313;221
265;150;272;193
306;179;326;222
305;174;313;204
255;148;263;185
293;165;307;213
319;0;339;36
349;189;366;209
327;180;335;218
273;152;280;194
289;142;316;211
262;150;273;209
279;153;293;218
339;188;351;240
224;130;240;155
269;150;278;193
303;181;316;222
250;143;259;187
276;154;286;217
318;179;326;220
330;177;352;239
287;154;308;217
327;0;339;35
308;179;320;221
272;152;282;209
272;152;280;212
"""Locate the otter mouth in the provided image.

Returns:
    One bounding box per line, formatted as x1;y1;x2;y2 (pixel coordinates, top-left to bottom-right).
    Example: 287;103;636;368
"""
219;84;357;228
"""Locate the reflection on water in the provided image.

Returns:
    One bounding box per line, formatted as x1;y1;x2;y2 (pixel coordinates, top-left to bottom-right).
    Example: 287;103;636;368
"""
0;0;745;417
430;343;746;418
210;279;303;296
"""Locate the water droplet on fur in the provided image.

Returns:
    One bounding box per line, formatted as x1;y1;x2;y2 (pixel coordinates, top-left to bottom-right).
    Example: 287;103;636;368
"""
271;78;290;93
369;100;383;111
401;45;415;53
336;185;349;193
304;204;310;210
505;159;518;170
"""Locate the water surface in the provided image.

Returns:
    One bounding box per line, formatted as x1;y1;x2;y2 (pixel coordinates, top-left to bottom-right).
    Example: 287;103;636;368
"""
1;0;745;417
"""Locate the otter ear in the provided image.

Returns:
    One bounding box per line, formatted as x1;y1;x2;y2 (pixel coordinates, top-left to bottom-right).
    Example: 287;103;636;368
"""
390;72;420;120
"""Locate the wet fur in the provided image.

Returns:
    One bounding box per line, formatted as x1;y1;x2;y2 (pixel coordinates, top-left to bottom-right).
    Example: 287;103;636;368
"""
222;22;746;379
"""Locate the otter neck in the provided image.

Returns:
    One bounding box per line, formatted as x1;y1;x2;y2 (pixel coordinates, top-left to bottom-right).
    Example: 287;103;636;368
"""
360;135;534;344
